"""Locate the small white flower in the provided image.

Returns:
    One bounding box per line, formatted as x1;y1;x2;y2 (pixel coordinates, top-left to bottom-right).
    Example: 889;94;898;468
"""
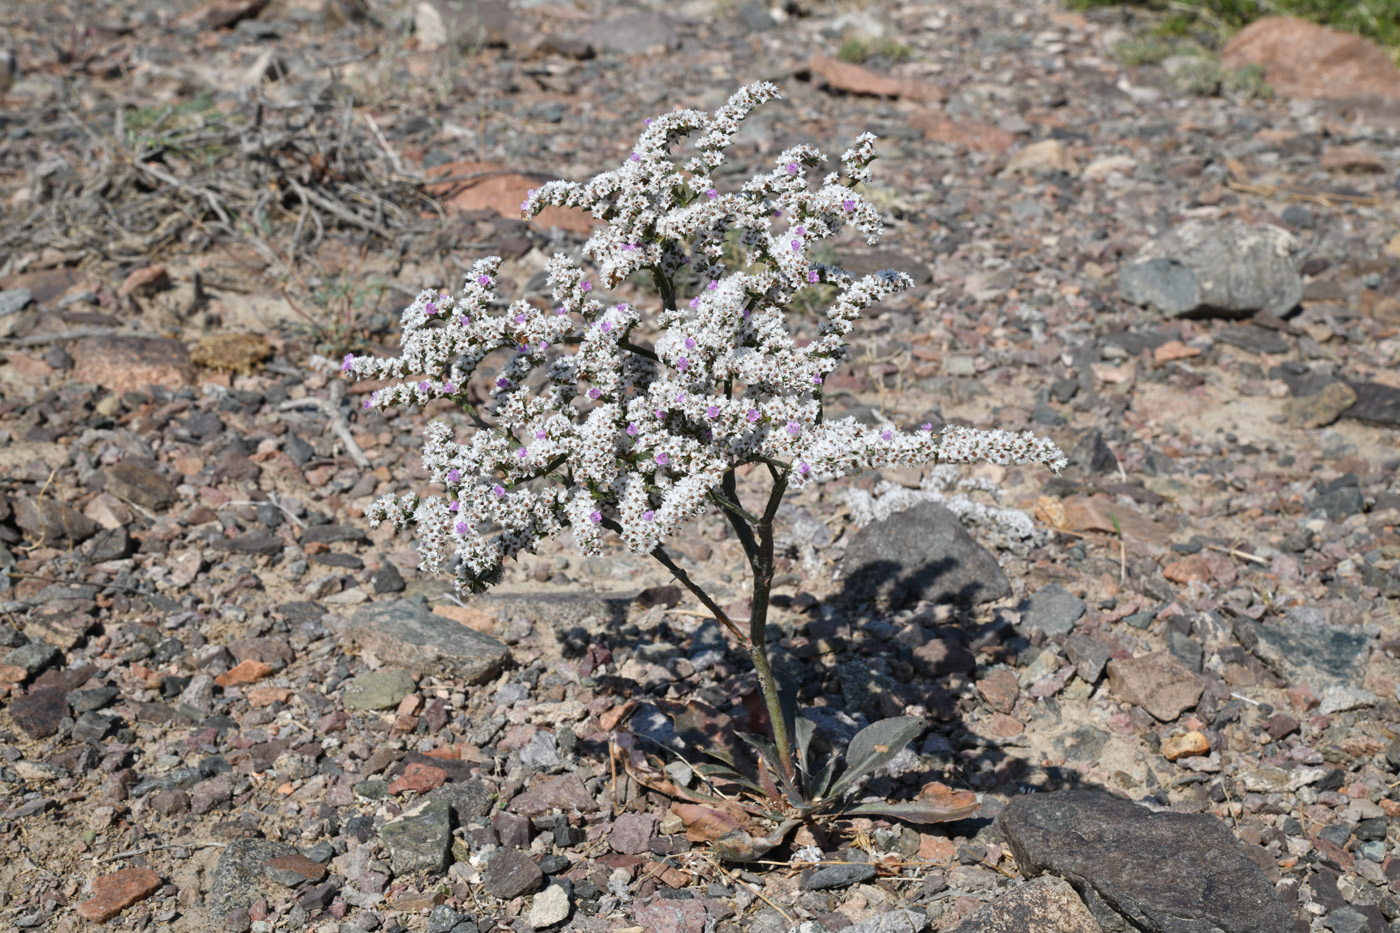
345;84;1066;592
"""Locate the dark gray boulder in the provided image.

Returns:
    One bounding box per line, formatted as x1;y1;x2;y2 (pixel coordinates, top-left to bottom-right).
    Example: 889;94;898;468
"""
1000;790;1294;933
839;501;1009;611
1118;220;1301;318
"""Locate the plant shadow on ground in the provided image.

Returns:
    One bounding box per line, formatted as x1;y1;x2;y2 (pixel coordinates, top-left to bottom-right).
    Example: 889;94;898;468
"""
540;549;1103;861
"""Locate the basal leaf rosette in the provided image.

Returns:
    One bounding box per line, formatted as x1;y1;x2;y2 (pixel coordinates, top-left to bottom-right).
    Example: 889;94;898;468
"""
345;83;1066;593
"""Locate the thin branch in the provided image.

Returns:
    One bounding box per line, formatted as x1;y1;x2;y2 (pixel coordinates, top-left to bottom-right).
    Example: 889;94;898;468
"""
644;542;749;649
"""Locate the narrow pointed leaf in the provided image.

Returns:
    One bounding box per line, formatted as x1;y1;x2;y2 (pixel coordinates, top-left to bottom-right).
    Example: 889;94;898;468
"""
825;716;925;801
794;717;816;774
735;731;804;805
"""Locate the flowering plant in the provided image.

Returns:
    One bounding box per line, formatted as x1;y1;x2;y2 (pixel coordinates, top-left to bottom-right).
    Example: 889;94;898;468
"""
346;82;1064;854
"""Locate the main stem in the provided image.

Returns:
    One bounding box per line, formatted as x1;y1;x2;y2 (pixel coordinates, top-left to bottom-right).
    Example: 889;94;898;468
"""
718;467;794;782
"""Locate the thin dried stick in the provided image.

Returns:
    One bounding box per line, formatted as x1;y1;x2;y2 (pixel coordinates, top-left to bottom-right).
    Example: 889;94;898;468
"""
278;386;372;470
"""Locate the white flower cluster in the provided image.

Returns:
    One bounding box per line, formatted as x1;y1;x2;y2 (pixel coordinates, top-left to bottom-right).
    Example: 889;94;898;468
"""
345;83;1066;592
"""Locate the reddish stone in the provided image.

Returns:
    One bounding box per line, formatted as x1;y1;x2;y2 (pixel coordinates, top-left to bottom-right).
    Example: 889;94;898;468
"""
265;853;328;886
387;761;448;795
1162;554;1211;585
76;867;162;922
116;265;169;298
71;336;194;396
215;659;275;687
976;670;1019;714
807;55;947;102
1222;16;1400;100
1106;652;1204;722
910;111;1015;152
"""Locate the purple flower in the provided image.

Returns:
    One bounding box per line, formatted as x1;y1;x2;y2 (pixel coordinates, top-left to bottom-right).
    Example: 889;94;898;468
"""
455;521;468;534
656;409;666;419
447;469;461;483
842;199;856;212
706;188;717;198
601;321;612;332
655;452;669;466
684;337;695;349
773;208;782;217
518;344;528;354
426;302;437;315
629;152;640;162
642;509;655;522
477;274;490;286
580;280;592;292
747;409;760;423
626;423;638;436
689;297;700;308
517;448;528;458
799;461;810;474
677;357;689;372
675;393;685;403
622;243;634;251
707;279;718;290
418;380;430;392
341;353;354;372
812;374;822;385
515;313;526;323
556;306;567;316
496;377;509;388
460;316;470;326
921;423;933;432
807;270;819;283
589;388;602;399
521;199;530;212
540;341;549;350
443;382;455;393
493;484;506;498
536;430;547;439
881;429;893;441
363;399;372;410
787;421;801;436
589;510;603;523
795;225;806;236
645;118;652;125
791;239;802;252
707;405;719;418
449;500;460;512
786;162;798;174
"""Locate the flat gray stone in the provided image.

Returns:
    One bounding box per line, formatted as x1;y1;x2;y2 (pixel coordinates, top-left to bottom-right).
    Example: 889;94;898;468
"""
0;288;32;317
1000;790;1293;933
840;501;1010;611
1344;381;1400;427
208;839;298;922
342;669;415;711
1018;584;1086;636
1118;220;1301;318
336;601;510;685
951;876;1100;932
381;799;452;874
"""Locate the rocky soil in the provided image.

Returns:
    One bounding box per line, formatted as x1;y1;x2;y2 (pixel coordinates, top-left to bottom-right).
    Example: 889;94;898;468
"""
1;1;1399;932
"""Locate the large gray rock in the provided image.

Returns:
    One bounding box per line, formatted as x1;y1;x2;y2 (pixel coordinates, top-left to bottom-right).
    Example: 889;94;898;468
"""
951;876;1100;932
840;501;1010;611
1235;609;1370;691
208;839;298;922
335;601;510;685
381;799;452;874
1000;790;1294;933
1118;220;1301;318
